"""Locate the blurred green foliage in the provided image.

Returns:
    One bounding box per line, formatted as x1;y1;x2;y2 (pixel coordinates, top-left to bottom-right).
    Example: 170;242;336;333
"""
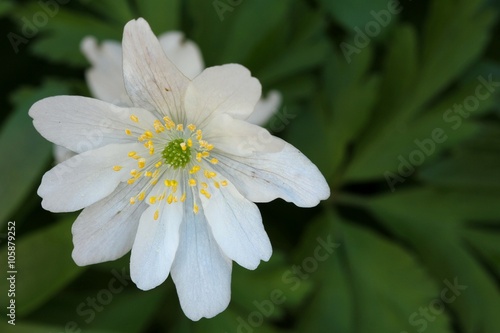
1;0;500;332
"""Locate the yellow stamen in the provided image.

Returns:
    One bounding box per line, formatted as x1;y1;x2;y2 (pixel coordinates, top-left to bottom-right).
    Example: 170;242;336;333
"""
187;138;193;147
189;165;201;174
180;193;186;202
187;124;196;131
149;196;157;204
210;158;218;164
176;124;184;131
221;180;228;187
129;197;136;205
112;165;122;171
189;179;197;186
196;153;202;162
167;194;174;204
127;179;136;185
138;192;146;201
193;204;199;214
155;161;163;168
125;129;132;136
138;158;146;169
200;188;211;199
144;131;154;139
180;142;187;151
154;210;159;220
128;151;137;157
214;181;220;189
130;114;139;122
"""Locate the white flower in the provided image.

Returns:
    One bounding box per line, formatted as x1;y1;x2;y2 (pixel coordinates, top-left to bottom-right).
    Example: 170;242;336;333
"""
55;28;281;163
30;18;330;320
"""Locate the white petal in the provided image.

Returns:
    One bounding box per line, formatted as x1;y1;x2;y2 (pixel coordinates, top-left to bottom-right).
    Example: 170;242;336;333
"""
200;178;272;269
184;64;261;126
171;196;232;321
130;200;184;290
246;90;282;126
71;180;148;266
80;36;131;106
214;139;331;207
205;114;284;156
53;145;76;164
122;18;189;120
38;143;145;212
158;32;204;80
30;96;157;153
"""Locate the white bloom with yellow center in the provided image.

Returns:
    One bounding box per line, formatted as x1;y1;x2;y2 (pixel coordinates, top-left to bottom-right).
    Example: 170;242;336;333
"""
29;18;330;320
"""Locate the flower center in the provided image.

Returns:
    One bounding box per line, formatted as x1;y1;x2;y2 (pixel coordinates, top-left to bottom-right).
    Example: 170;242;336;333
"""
162;138;191;169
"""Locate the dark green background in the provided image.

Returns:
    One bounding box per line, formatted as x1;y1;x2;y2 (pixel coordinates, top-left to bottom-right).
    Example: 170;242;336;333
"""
1;0;500;332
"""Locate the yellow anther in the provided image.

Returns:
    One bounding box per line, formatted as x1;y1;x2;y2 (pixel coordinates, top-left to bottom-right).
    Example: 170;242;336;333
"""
187;124;196;131
130;114;139;122
204;170;216;179
193;204;199;214
149;196;157;204
196;152;202;162
128;151;137;157
164;179;171;187
202;151;210;158
154;210;159;220
214;181;220;189
189;165;201;174
127;178;136;185
200;188;211;199
125;129;132;136
221;180;228;187
176;124;184;131
152;169;160;178
199;140;208;148
159;193;165;201
144;131;154;139
154;119;165;133
138;134;147;142
206;144;214;151
145;171;152;177
187;138;193;147
201;182;208;189
129;197;136;205
188;179;197;186
151;179;159;185
112;165;122;171
138;158;146;169
155;161;162;168
130;169;138;176
163;116;175;129
180;193;186;202
138;192;146;201
144;140;153;149
196;129;203;140
180;142;187;151
149;148;155;155
210;158;218;164
167;194;174;204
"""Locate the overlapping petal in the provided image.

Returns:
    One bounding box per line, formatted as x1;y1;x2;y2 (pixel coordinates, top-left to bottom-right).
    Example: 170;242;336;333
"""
38;143;145;212
158;32;204;80
30;96;156;154
184;64;261;126
171;197;232;321
201;178;272;269
72;180;149;266
246;90;282;126
122;18;189;120
130;200;184;290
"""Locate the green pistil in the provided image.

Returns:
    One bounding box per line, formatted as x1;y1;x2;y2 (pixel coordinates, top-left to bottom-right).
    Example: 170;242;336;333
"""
162;138;191;169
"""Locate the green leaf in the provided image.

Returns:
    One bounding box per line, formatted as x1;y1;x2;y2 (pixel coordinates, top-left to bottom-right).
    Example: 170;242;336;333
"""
0;0;13;16
83;0;135;24
0;217;84;317
0;79;70;224
319;0;400;31
12;5;122;66
368;189;500;332
135;0;180;33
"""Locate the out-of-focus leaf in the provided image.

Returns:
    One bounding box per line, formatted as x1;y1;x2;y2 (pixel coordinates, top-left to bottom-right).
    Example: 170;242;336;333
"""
0;321;111;333
12;5;121;66
0;217;84;317
232;252;313;319
420;124;500;189
319;0;400;31
294;210;351;333
464;230;500;276
0;79;69;224
343;0;497;182
83;0;135;24
135;0;180;33
368;189;500;332
0;0;13;16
